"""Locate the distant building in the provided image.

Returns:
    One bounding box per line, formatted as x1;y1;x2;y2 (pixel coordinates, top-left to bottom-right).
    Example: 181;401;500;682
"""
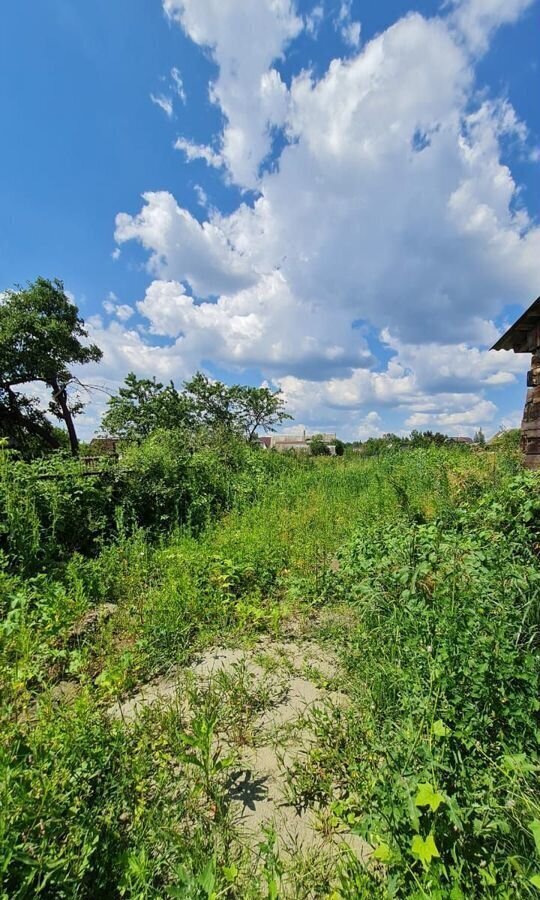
452;436;473;445
88;437;121;456
257;430;337;454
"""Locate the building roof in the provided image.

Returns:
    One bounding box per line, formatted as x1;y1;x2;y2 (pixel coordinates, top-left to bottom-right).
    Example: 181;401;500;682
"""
491;296;540;352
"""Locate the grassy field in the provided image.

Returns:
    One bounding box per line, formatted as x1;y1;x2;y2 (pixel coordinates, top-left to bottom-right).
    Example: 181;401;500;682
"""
1;446;539;897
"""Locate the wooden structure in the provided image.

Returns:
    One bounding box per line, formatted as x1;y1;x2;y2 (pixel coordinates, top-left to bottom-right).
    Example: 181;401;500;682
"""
88;437;121;456
492;296;540;469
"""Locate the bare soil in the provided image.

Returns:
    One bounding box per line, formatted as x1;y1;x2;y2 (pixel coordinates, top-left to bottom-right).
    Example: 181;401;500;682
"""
109;637;372;875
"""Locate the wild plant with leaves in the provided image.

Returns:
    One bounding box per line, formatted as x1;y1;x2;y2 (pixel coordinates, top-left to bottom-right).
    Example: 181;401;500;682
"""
1;444;539;897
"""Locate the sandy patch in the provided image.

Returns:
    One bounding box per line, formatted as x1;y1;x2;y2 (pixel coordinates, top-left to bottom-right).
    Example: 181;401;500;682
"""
108;637;371;871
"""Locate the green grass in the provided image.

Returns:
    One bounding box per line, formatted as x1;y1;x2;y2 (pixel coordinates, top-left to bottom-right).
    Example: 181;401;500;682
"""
1;446;539;897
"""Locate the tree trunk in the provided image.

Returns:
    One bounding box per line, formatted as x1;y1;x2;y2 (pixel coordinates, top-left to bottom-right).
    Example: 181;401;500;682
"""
51;378;79;456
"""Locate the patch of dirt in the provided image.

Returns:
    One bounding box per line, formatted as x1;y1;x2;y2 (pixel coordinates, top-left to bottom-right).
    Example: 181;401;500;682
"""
50;680;81;705
108;636;372;873
68;603;118;647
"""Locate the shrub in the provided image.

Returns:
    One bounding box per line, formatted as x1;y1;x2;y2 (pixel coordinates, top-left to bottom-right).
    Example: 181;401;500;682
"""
332;470;540;896
0;430;293;575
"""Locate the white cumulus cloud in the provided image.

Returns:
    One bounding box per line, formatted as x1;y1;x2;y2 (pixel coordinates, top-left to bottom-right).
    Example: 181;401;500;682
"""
94;0;540;440
449;0;536;54
163;0;302;186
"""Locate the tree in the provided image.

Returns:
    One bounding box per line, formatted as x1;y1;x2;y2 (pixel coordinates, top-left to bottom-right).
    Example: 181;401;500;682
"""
473;428;486;446
184;373;238;432
309;434;330;456
490;427;520;452
101;373;194;440
232;384;292;441
184;373;291;440
0;385;59;456
409;430;448;448
102;370;293;443
0;278;102;455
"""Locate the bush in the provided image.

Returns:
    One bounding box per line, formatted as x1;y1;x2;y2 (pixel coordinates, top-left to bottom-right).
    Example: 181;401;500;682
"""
0;430;294;575
332;470;540;896
491;427;521;452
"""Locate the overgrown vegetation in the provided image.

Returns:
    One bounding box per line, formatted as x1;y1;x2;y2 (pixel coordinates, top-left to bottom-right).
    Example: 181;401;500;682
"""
1;439;538;897
306;457;540;897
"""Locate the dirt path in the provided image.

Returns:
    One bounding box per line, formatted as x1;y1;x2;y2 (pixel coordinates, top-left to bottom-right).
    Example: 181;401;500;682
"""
109;636;372;885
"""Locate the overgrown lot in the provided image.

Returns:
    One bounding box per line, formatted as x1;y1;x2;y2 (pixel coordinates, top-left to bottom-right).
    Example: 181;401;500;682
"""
1;443;539;897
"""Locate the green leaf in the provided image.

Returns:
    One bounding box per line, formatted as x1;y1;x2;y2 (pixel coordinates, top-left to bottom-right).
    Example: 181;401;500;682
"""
502;753;537;775
373;842;392;862
432;719;450;737
478;866;497;886
214;754;236;771
415;782;445;813
198;858;216;895
411;833;440;868
530;874;540;890
531;820;540;856
177;752;205;770
223;864;238;883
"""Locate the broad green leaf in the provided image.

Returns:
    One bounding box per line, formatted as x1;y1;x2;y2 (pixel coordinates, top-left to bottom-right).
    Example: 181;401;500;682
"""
223;864;238;883
373;842;392;862
177;752;205;770
198;858;216;895
530;874;540;889
502;754;537;774
406;788;421;831
478;866;497;886
531;820;540;856
432;719;450;737
415;782;445;813
411;833;440;868
215;754;236;771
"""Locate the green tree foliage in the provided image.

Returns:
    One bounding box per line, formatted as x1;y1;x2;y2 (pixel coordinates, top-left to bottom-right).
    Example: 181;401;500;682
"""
231;383;292;442
309;434;331;456
0;278;102;455
490;427;521;451
184;372;291;440
356;433;407;457
473;427;486;445
353;431;457;457
183;372;239;432
102;371;291;442
101;373;193;440
409;429;448;448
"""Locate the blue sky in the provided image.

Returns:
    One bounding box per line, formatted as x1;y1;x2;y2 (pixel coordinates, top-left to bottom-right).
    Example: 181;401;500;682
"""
1;0;539;439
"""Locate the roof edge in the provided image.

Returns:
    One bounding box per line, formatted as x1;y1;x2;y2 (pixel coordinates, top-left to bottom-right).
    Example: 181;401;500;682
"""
491;296;540;352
